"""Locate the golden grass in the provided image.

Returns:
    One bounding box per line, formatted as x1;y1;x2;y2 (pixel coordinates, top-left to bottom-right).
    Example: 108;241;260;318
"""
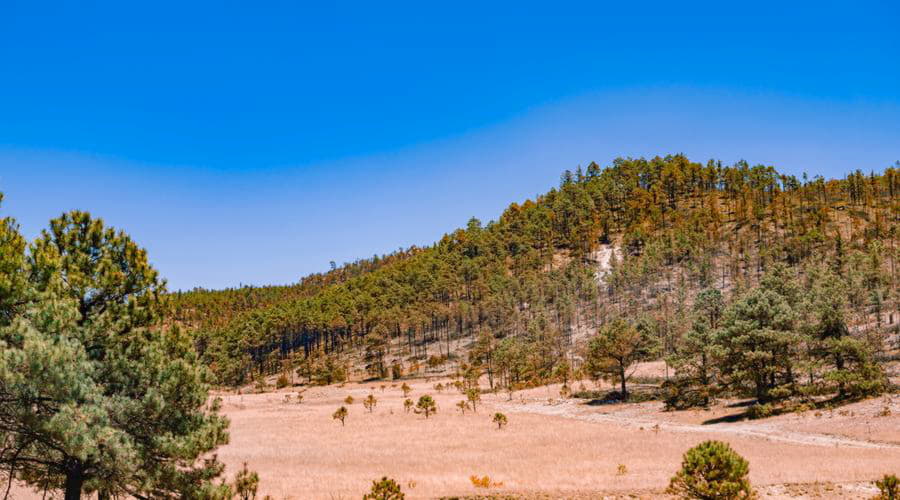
209;378;900;499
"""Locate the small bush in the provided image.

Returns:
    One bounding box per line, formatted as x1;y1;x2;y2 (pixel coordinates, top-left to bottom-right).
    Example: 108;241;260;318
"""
746;403;773;420
456;400;469;414
233;462;260;500
401;383;411;397
403;398;413;413
345;395;355;405
663;379;712;410
469;475;503;488
492;412;508;429
466;388;481;412
364;394;378;413
363;476;404;499
254;376;268;394
667;440;755;499
333;406;348;426
616;464;628;476
276;373;290;389
874;474;899;500
415;395;437;418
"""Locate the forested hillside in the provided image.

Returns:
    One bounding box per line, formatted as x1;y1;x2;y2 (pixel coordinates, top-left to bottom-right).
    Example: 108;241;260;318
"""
173;155;900;407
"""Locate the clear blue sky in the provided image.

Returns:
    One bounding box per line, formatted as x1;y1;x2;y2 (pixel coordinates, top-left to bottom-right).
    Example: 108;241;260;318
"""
1;1;898;290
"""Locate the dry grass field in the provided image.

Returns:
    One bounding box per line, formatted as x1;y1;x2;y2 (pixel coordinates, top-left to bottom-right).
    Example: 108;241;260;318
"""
9;373;899;499
203;376;900;499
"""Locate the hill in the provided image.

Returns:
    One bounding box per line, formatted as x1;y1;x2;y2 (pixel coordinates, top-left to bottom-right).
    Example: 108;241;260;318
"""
173;154;899;407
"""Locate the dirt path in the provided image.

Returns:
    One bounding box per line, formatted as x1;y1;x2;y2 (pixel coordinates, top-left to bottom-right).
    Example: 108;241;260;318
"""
493;398;900;450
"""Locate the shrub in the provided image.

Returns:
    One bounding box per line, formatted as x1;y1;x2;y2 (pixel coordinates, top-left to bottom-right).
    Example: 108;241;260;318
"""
616;464;628;475
663;378;713;410
345;395;355;405
415;395;437;418
276;373;290;389
364;394;378;413
456;400;469;414
874;474;900;500
466;388;481;412
233;462;260;500
746;403;773;420
492;412;508;429
363;476;404;499
469;475;503;488
333;406;348;426
667;440;755;499
401;383;412;397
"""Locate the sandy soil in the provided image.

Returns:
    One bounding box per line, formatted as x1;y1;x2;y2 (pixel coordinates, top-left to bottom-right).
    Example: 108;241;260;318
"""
8;377;899;499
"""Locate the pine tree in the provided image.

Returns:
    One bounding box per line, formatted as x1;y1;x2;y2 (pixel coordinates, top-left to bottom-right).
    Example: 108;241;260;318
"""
415;395;437;418
363;476;404;500
585;319;656;400
667;441;755;499
0;211;229;499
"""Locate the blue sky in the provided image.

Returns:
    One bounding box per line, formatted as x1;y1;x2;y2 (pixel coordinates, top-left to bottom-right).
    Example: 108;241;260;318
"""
1;1;899;290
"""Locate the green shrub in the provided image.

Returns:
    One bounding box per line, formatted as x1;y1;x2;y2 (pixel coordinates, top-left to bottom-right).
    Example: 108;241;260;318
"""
233;462;260;500
492;412;508;429
874;474;900;500
667;440;755;499
276;373;290;389
415;395;437;418
746;403;773;420
363;476;404;499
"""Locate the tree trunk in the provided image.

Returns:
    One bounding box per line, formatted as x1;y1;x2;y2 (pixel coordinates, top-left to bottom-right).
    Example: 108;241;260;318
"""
64;466;84;500
619;364;628;401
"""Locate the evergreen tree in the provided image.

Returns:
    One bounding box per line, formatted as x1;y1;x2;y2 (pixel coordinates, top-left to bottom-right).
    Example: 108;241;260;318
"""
585;319;656;400
415;395;437;418
719;269;800;402
0;211;229;499
667;440;755;499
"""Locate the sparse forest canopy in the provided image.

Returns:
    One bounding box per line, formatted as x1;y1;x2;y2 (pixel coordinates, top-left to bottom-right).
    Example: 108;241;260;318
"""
167;156;898;403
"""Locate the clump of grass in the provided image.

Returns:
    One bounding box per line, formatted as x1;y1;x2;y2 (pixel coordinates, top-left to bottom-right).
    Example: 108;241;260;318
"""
470;475;503;488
